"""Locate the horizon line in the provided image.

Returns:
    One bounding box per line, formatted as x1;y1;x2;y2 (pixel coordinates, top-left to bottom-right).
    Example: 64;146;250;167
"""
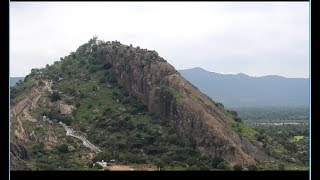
178;67;309;79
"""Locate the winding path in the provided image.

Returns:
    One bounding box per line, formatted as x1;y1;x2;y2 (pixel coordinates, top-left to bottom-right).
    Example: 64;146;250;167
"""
59;122;101;153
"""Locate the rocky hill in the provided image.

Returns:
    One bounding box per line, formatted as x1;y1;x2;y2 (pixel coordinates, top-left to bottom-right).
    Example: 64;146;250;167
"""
10;38;303;170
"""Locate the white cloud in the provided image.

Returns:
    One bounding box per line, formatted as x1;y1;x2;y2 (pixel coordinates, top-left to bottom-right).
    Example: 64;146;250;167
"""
10;2;309;78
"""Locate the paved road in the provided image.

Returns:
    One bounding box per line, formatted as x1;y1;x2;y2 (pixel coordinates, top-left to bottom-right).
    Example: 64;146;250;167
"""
59;122;101;153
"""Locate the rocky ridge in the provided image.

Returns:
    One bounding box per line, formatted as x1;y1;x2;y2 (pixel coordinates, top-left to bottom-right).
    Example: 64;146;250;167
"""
10;38;272;170
95;40;269;165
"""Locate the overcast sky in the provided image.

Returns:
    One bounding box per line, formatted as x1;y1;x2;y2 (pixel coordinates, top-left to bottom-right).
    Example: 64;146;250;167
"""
10;2;309;78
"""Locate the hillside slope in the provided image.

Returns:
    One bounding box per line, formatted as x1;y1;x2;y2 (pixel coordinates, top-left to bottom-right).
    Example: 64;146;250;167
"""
11;38;303;170
10;77;24;87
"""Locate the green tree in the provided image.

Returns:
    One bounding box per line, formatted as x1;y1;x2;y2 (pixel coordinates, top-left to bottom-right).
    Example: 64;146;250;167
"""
50;92;61;102
217;161;231;170
278;163;285;170
233;164;243;171
234;117;242;123
92;151;113;162
211;157;225;168
56;144;69;153
248;164;258;171
38;163;55;170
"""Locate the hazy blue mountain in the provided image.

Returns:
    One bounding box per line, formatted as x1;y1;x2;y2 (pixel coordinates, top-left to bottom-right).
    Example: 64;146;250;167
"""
10;77;24;87
178;67;309;107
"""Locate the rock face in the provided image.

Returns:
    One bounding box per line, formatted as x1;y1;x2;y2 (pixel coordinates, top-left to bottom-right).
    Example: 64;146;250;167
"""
11;142;28;160
10;80;73;170
97;44;267;165
10;153;31;171
10;142;31;170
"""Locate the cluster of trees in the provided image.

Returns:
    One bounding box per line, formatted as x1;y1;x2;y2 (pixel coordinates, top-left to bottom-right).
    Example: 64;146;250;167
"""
20;36;271;170
231;106;309;123
26;140;80;170
99;69;117;85
50;92;61;102
44;109;72;125
253;124;308;165
226;109;242;123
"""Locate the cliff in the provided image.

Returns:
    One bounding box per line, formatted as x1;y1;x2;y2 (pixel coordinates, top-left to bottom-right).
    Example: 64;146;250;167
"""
96;41;268;165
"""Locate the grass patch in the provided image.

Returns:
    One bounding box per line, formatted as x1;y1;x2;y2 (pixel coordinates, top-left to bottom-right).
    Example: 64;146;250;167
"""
23;121;37;133
291;136;304;142
230;120;258;140
30;107;51;117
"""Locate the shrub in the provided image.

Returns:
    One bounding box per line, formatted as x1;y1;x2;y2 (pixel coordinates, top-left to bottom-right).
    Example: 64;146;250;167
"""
106;71;118;84
217;161;231;170
129;107;138;115
215;102;225;110
78;60;86;67
65;99;73;105
126;153;146;164
56;144;69;153
248;164;258;171
233;164;243;171
89;66;98;73
211;157;225;168
66;87;76;96
121;97;131;104
38;81;45;86
102;63;112;70
127;136;143;149
92;151;113;162
48;110;72;125
278;163;285;170
234;117;242;123
50;92;61;102
30;143;44;156
124;116;130;121
102;107;111;116
99;77;106;84
96;163;103;169
79;91;86;99
38;163;55;170
160;154;173;164
227;110;238;116
153;158;164;168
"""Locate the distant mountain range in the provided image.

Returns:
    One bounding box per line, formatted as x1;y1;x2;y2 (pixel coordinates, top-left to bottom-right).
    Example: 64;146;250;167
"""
179;67;309;107
10;77;24;87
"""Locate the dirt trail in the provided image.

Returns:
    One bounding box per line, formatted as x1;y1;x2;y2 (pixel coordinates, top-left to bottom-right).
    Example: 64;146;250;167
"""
108;165;134;171
107;164;158;171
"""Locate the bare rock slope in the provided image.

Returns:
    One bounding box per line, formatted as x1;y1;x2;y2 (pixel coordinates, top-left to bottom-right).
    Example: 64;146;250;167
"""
97;43;268;165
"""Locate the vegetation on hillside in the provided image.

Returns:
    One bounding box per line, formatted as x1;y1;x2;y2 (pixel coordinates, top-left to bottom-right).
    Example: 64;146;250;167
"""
231;106;309;123
10;37;308;170
10;38;229;170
